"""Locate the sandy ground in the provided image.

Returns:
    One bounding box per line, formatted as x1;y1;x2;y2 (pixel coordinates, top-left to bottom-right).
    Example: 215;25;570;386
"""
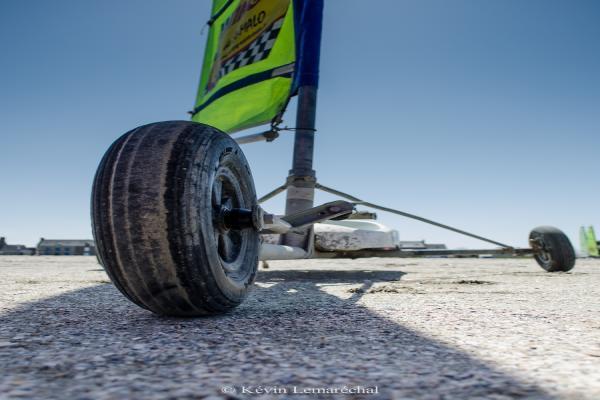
0;256;599;399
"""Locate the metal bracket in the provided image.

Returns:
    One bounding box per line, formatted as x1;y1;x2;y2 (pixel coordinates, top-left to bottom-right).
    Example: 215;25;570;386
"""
222;200;354;234
261;200;354;234
280;200;354;230
234;129;280;145
262;214;292;234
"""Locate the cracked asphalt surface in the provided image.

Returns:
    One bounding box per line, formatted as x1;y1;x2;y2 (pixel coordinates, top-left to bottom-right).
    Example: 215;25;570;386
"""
1;256;599;399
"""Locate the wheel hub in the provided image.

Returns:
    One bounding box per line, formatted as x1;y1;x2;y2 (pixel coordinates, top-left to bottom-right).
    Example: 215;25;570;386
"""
530;236;552;265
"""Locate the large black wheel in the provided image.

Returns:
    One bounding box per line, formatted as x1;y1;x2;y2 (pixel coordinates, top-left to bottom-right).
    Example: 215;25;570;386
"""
92;121;260;316
529;226;575;272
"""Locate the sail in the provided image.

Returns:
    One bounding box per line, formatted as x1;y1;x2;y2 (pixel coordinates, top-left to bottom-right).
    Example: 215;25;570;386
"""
579;226;589;257
588;226;599;257
191;0;323;133
191;0;295;133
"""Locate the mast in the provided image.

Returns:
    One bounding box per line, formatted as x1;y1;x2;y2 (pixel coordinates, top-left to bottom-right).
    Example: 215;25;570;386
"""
282;0;323;248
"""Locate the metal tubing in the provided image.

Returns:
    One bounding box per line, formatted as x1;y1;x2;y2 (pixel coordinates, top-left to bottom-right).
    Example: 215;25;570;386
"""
259;243;308;261
288;86;318;179
280;200;354;230
284;86;318;215
316;183;514;249
235;130;279;145
261;214;292;234
258;183;288;204
314;247;533;259
282;85;319;248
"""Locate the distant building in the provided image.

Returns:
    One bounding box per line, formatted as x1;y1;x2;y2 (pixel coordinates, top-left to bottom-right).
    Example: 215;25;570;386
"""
399;240;447;250
37;238;96;256
424;243;447;250
0;237;35;255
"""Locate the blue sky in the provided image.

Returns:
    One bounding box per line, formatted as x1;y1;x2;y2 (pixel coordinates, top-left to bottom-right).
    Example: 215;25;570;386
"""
0;0;598;249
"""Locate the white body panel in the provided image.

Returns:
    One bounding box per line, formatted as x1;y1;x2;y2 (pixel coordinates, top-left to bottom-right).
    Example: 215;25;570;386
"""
259;220;399;259
314;220;399;251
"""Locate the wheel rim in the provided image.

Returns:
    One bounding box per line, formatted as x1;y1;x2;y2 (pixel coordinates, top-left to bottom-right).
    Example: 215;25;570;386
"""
532;235;552;268
537;248;552;265
211;160;251;279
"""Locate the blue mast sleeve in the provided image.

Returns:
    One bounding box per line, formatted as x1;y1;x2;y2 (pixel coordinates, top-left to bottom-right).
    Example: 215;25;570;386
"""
291;0;324;93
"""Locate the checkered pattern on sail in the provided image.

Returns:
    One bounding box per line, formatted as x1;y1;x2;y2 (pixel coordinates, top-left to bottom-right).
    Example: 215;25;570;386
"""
218;18;284;79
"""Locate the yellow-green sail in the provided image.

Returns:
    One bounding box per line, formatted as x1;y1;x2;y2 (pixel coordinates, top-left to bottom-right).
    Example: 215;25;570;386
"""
191;0;296;133
587;226;599;257
579;226;589;257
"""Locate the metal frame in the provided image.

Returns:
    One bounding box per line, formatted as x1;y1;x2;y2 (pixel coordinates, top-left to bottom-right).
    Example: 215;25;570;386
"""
237;81;540;261
231;6;541;263
246;196;536;261
223;79;561;263
314;248;534;259
281;85;319;249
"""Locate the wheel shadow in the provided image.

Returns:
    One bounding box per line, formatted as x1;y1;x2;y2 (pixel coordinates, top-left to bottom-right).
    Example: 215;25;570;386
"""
0;268;552;399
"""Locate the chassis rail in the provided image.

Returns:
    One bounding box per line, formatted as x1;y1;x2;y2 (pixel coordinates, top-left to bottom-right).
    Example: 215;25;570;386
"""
314;247;534;259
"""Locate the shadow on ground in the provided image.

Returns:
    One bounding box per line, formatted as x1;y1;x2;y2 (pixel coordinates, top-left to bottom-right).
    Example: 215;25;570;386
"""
0;268;551;399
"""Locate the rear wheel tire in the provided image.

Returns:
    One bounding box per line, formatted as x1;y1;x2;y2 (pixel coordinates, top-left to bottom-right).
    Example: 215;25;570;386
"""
92;121;259;316
529;226;575;272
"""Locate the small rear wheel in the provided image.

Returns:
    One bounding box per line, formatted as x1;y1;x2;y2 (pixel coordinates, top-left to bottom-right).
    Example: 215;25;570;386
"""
92;121;260;316
529;226;575;272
